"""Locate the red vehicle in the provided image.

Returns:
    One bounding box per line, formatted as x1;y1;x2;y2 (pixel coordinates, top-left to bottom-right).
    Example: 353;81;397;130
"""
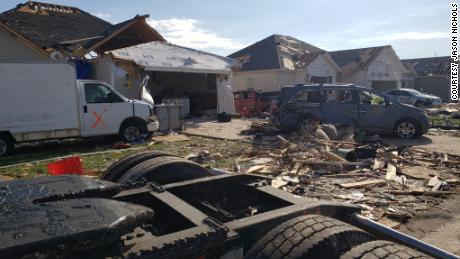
233;90;274;116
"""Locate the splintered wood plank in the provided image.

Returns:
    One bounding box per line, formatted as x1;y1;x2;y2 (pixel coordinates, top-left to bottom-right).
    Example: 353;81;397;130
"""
399;166;438;180
340;179;385;188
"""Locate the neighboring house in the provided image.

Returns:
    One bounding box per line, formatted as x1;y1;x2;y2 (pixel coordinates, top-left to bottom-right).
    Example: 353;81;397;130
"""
93;42;238;115
402;56;452;102
0;1;164;60
228;34;341;93
330;45;409;92
0;21;48;60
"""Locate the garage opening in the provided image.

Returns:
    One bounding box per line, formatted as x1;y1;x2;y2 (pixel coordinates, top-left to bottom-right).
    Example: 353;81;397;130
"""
146;71;218;116
371;80;397;93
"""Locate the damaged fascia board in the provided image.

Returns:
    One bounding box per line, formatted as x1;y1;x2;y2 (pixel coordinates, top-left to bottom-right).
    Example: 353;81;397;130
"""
108;41;237;74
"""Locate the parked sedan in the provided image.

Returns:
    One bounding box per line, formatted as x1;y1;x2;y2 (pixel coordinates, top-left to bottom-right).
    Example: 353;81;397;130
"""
270;84;430;139
384;88;442;107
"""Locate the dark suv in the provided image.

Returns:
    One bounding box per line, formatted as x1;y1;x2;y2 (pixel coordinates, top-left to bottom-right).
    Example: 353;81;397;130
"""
270;84;429;139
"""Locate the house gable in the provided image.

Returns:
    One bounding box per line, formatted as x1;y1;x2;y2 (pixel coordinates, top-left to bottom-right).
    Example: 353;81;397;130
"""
0;23;48;60
0;1;164;57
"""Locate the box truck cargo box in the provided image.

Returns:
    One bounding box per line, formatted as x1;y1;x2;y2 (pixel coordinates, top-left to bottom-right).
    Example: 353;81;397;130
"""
0;62;158;156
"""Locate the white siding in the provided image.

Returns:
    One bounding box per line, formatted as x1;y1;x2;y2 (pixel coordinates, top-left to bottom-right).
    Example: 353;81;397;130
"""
232;54;339;92
0;28;45;60
232;70;282;92
340;47;406;89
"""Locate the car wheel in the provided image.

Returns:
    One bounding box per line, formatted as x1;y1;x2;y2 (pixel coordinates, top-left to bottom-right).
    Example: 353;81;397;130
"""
120;121;146;142
394;119;420;139
0;135;14;157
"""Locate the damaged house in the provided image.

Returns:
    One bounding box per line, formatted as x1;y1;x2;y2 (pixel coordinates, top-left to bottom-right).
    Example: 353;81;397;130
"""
0;1;237;116
402;56;452;102
0;1;164;60
92;42;238;116
329;45;409;92
228;34;341;93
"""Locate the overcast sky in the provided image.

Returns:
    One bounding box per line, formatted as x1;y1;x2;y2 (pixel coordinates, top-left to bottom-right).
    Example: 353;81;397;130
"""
0;0;453;59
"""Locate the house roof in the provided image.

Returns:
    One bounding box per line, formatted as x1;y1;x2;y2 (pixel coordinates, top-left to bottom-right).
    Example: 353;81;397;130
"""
108;41;238;74
402;56;451;76
0;1;164;56
329;46;388;68
228;34;324;71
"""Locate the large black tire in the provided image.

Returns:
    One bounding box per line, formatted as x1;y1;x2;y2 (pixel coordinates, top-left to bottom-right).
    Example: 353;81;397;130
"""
341;240;432;259
245;215;374;259
100;150;175;182
394;118;421;139
118;156;212;185
119;120;146;142
0;134;14;157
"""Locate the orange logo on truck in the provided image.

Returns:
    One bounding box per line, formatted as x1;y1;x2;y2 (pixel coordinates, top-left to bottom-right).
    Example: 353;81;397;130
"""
92;109;107;128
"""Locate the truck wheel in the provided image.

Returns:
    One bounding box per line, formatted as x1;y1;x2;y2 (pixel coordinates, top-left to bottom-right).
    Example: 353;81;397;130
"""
394;118;420;139
118;156;212;186
340;240;431;259
0;135;14;157
245;215;374;259
120;121;146;142
100;150;175;182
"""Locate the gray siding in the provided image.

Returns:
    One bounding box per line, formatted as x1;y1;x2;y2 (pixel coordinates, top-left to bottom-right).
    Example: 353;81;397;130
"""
0;28;45;60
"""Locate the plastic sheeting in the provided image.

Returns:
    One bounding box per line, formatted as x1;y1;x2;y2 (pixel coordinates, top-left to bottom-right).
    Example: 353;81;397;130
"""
108;42;237;74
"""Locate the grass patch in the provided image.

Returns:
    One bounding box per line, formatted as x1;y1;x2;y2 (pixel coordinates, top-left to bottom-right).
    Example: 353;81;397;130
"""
0;136;251;179
429;115;460;125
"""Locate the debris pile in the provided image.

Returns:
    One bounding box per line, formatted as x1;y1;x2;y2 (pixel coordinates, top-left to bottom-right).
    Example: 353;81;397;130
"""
233;122;460;227
427;103;460;130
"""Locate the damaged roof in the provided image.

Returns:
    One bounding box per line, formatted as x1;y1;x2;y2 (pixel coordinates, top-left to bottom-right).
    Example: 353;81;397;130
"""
402;56;451;76
329;46;388;68
108;41;238;74
228;34;325;71
0;1;164;55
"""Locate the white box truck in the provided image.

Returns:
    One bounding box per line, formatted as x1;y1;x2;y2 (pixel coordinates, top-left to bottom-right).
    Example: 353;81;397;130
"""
0;62;159;156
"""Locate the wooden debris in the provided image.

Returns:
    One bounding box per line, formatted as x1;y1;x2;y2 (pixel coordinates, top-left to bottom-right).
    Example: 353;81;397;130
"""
399;166;438;180
384;190;457;196
386;161;397;181
325;151;348;162
340;179;385;188
271;179;288;188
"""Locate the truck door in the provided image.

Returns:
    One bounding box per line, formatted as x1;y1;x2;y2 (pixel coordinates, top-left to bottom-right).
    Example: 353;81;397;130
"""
80;82;133;137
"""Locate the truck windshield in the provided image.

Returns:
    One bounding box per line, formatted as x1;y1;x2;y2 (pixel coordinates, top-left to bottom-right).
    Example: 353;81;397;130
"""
84;83;125;103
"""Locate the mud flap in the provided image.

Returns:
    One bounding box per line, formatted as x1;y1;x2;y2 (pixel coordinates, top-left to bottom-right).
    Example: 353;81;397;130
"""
0;175;154;258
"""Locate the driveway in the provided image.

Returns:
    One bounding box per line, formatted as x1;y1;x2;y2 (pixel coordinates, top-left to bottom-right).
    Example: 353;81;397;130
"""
182;118;252;140
382;133;460;156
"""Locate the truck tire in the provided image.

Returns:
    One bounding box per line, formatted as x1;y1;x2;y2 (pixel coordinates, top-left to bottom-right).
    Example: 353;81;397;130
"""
100;150;175;182
0;134;14;157
394;118;420;139
340;240;432;259
118;156;212;186
245;215;374;259
120;120;146;142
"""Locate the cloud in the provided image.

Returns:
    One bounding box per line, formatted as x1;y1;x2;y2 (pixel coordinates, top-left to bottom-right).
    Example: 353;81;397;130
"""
93;13;112;21
147;18;245;53
369;31;450;41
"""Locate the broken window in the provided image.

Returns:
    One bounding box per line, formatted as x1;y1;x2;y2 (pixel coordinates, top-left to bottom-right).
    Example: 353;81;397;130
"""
292;90;322;103
359;90;385;106
323;89;353;103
